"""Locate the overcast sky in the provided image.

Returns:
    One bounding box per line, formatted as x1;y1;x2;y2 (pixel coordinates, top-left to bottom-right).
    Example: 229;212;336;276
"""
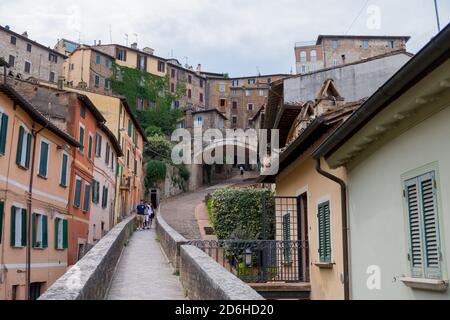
1;0;449;76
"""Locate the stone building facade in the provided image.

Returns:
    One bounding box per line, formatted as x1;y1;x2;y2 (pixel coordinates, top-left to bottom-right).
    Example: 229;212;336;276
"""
295;35;410;74
0;25;65;83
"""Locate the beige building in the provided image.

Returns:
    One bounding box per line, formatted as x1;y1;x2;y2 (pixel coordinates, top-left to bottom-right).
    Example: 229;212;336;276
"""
0;25;66;83
295;35;409;74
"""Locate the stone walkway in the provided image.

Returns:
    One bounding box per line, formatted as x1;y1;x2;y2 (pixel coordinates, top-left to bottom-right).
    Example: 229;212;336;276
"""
107;228;186;300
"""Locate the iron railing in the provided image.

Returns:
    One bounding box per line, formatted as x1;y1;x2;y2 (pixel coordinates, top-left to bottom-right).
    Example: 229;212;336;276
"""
187;240;309;283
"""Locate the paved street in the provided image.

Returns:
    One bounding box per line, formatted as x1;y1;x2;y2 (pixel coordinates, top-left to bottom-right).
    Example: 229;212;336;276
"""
107;228;186;300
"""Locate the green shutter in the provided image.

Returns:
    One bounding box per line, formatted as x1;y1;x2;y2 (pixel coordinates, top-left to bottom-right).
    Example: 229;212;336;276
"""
32;213;36;247
88;135;92;159
54;217;60;249
128;119;132;137
42;215;48;248
74;179;82;208
0;113;9;154
83;184;91;212
16;126;24;165
0;202;3;244
60;154;68;186
405;172;441;279
25;133;31;169
38;142;49;177
21;209;27;247
10;206;16;246
318;202;331;263
102;186;108;208
79;127;84;152
63;220;68;249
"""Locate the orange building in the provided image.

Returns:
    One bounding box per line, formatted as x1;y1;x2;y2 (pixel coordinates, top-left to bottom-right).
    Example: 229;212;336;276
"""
0;83;80;300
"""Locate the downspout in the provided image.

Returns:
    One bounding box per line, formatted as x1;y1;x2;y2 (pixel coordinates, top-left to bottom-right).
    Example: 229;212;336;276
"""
315;158;350;300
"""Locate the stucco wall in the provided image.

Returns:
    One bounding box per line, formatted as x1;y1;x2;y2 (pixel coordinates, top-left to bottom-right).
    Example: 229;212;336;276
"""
275;158;346;300
347;106;450;299
284;53;411;104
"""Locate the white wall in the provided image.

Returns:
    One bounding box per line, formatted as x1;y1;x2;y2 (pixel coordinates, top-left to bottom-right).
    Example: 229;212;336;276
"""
285;53;411;103
347;106;450;299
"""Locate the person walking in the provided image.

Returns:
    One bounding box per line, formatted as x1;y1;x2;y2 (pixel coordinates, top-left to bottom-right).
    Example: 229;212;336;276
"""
136;201;146;231
147;203;155;229
143;201;150;230
239;165;245;176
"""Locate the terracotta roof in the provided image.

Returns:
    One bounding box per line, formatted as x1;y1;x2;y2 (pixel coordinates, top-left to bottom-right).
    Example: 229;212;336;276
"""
191;108;228;120
316;34;410;45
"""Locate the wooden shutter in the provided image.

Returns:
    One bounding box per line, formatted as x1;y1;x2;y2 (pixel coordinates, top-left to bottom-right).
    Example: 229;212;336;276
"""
16;126;24;165
61;154;68;186
32;213;36;247
88;135;92;159
83;184;91;212
318;202;331;263
74;179;82;208
0;202;3;244
10;206;16;246
38;142;49;177
63;220;68;249
25;133;31;168
0;113;8;154
54;217;60;249
405;171;441;279
42;215;48;248
21;209;27;247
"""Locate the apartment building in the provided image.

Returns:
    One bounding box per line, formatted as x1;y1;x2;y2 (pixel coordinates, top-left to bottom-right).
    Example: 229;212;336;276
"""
295;35;410;74
0;83;80;300
0;25;66;83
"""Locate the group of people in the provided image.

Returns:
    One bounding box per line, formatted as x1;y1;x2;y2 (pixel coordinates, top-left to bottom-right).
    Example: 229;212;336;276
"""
136;201;155;231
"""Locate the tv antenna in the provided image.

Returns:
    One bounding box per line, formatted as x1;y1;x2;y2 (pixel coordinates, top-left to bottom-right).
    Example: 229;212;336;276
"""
133;33;138;44
183;56;189;68
434;0;441;31
124;34;129;46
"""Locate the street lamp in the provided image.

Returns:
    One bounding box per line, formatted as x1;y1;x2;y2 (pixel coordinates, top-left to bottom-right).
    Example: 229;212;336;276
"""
244;248;252;266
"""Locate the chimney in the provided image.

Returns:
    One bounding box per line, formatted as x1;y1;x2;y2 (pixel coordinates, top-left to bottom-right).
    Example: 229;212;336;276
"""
143;47;154;55
197;64;202;72
94;40;97;46
22;31;28;38
131;42;138;49
5;25;10;30
57;76;65;90
98;40;101;45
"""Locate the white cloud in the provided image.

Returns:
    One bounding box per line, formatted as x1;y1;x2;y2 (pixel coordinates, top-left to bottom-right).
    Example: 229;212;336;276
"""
0;0;448;76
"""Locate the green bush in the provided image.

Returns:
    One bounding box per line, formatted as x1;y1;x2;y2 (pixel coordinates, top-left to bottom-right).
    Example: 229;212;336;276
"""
178;164;190;181
210;188;275;240
144;160;167;192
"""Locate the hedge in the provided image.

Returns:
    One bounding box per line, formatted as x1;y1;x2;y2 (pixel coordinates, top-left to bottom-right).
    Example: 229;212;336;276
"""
210;188;275;240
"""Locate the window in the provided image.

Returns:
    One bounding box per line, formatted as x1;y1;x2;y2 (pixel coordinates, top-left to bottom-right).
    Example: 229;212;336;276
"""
232;80;239;87
24;61;31;73
80;104;86;118
199;93;204;103
127;119;132;137
87;134;93;159
49;72;55;83
95;55;101;65
259;89;264;97
16;125;31;169
245;90;250;97
158;61;165;73
248;118;253;126
32;213;48;249
10;36;16;45
195;117;203;128
69;63;75;71
178;120;185;129
105;59;110;68
332;59;339;67
49;53;58;63
232;101;237;109
54;218;68;250
0;110;9;155
95;75;100;88
331;40;338;49
187;89;192;99
219;84;226;92
220;99;226;107
200;79;204;88
232;116;237;125
27;43;32;52
60;152;68;187
134;159;137;176
92;180;100;204
310;49;317;62
388;40;395;49
170;83;175;93
8;55;15;67
105;142;110;165
102;186;109;209
137;55;146;71
10;206;27;247
173;100;180;109
171;69;176;78
300;51;307;62
232;89;237;96
0;202;4;244
188;75;192;84
95;133;102;158
247;103;254;111
318;201;331;263
362;40;369;49
116;49;127;61
282;213;291;261
38;140;50;178
78;125;85;153
127;149;130;168
248;79;256;85
74;177;82;208
82;183;91;212
404;171;442;279
105;79;110;90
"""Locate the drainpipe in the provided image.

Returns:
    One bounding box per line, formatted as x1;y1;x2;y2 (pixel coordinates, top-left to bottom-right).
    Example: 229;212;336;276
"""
315;158;350;300
26;123;46;300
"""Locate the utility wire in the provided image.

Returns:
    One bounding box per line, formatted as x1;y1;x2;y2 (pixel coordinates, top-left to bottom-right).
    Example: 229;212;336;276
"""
345;0;371;35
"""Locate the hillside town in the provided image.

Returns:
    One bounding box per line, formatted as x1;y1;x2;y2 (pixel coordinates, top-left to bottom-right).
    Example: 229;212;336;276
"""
0;3;449;304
